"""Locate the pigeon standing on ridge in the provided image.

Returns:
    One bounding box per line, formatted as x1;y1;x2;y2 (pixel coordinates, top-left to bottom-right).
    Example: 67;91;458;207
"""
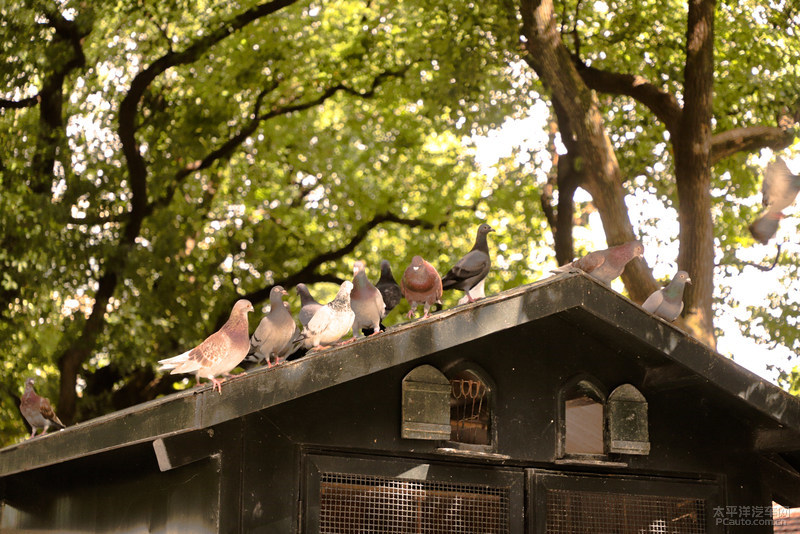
441;223;495;303
553;240;644;284
158;299;254;393
642;270;692;322
296;283;323;329
351;261;386;336
245;286;297;367
749;157;800;244
375;260;403;314
402;255;443;319
20;378;65;439
300;281;355;350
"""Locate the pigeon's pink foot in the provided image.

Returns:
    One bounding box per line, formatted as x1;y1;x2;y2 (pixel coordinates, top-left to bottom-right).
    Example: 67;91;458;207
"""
210;377;225;394
406;309;416;319
466;294;476;303
339;337;357;345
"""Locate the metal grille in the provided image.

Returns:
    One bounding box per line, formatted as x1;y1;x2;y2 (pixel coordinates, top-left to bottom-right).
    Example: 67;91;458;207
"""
450;378;490;445
319;472;510;533
546;488;706;533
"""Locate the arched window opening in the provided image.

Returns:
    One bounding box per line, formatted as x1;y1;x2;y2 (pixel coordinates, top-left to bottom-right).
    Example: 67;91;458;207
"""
563;379;605;456
449;369;492;446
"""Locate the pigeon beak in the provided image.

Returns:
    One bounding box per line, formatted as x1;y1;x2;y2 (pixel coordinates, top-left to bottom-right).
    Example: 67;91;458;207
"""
686;277;692;285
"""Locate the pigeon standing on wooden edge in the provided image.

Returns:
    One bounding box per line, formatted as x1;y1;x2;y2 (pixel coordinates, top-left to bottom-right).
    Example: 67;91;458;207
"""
642;270;691;322
351;261;386;337
20;377;65;439
441;223;495;303
402;255;443;319
158;299;254;394
296;283;323;329
299;281;355;350
246;286;297;367
553;240;644;285
375;259;403;314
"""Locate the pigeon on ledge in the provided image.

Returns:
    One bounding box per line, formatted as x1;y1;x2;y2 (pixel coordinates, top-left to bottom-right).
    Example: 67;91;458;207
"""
20;377;65;439
299;281;355;350
351;261;386;337
375;260;403;314
246;286;297;367
553;240;644;285
441;223;494;303
402;255;443;319
642;270;692;322
158;299;254;394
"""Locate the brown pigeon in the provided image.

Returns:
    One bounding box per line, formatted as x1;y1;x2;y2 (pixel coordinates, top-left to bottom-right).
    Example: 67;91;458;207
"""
245;286;297;367
402;255;443;319
642;270;692;322
20;377;65;439
553;240;644;284
375;260;403;313
296;283;323;329
351;261;386;336
749;157;800;244
158;299;254;393
300;281;355;350
441;223;495;303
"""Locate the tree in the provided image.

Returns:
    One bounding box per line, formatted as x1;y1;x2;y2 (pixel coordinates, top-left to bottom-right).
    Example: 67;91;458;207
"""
519;0;798;348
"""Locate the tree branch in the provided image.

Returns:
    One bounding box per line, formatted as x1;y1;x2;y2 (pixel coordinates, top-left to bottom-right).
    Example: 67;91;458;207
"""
0;96;39;110
710;126;796;165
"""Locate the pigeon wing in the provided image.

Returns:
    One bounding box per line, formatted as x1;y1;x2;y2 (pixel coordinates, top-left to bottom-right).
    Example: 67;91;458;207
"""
641;289;664;314
571;250;605;274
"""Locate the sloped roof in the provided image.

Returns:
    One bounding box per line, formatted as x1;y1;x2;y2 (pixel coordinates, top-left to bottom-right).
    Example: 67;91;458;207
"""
2;272;799;480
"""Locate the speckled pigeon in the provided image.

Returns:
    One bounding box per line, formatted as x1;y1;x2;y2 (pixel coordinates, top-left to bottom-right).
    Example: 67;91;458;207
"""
158;299;254;393
296;283;323;329
402;255;443;319
300;280;355;350
553;240;644;284
245;286;297;367
375;260;403;313
749;157;800;244
441;223;495;303
642;270;692;322
20;378;65;439
351;261;386;337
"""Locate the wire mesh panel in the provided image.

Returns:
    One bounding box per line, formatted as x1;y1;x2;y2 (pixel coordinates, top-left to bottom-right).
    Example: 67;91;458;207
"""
546;488;706;534
319;472;510;534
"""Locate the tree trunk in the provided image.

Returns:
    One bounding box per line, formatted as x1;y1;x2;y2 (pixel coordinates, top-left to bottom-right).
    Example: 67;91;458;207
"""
520;0;658;302
674;0;717;348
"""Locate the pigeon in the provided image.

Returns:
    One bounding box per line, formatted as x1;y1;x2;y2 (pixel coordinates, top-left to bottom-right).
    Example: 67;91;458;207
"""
441;223;495;303
20;377;65;439
553;240;644;284
642;270;692;322
351;261;386;336
375;260;403;313
245;286;297;367
300;280;355;350
748;157;800;244
296;283;323;328
158;299;254;393
401;255;443;319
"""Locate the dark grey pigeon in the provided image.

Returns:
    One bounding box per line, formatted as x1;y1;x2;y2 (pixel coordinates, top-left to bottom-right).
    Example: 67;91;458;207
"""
749;157;800;244
375;260;402;313
245;286;297;367
441;223;495;302
296;283;323;329
553;240;644;285
351;261;386;337
642;270;691;322
158;299;254;393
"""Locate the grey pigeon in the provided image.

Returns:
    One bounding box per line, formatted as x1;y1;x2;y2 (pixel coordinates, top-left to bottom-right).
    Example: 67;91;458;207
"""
402;255;443;319
158;299;254;393
642;270;692;322
375;260;403;313
300;281;355;350
553;240;644;284
296;283;323;328
20;378;65;439
351;261;386;336
749;157;800;244
245;286;297;367
441;223;495;302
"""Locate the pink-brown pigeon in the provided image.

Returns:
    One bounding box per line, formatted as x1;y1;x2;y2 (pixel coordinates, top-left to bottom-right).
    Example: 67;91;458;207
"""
553;240;644;284
20;378;65;439
158;299;254;393
402;255;443;319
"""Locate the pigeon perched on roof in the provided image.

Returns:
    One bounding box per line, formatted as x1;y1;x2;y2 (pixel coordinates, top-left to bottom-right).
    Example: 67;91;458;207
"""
20;378;65;439
642;270;691;322
300;281;355;350
441;223;494;303
749;157;800;244
553;240;644;284
375;260;403;314
402;255;443;319
296;283;323;329
245;286;297;367
158;299;254;393
351;261;386;337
